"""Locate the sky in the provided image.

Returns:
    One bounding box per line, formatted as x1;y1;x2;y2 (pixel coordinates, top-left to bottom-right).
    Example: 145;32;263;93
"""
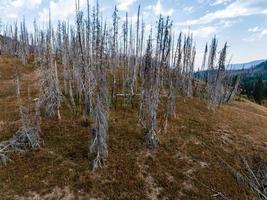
0;0;267;67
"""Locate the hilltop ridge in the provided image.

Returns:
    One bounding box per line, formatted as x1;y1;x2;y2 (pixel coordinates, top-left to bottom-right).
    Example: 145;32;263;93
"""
229;59;267;70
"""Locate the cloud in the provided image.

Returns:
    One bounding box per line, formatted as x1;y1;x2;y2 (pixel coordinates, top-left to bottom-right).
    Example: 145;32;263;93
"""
0;0;42;19
177;0;267;26
183;6;194;13
183;26;217;38
38;0;89;23
210;0;231;6
198;0;205;3
218;19;239;28
117;0;137;11
248;26;260;32
261;29;267;36
145;0;175;16
243;27;267;42
11;0;42;8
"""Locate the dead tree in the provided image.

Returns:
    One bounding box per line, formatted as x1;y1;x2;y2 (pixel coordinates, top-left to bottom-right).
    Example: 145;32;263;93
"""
206;37;218;107
139;31;159;149
182;33;195;97
225;75;240;102
0;69;41;165
163;78;176;132
111;6;119;105
89;3;109;171
205;38;240;107
0;100;41;165
133;5;141;94
214;42;227;105
196;43;208;97
126;22;135;104
61;22;70;95
39;17;62;119
40;59;62;119
19;17;29;65
122;12;129;103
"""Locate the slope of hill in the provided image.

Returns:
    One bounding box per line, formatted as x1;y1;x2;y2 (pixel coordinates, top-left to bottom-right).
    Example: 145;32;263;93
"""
230;60;267;76
244;61;267;78
197;61;267;102
0;56;266;199
229;60;267;70
238;61;267;100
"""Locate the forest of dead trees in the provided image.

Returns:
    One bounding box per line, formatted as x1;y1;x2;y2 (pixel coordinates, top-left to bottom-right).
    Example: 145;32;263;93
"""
0;0;240;171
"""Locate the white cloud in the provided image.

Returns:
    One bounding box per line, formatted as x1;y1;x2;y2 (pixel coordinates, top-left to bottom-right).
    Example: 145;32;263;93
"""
194;26;217;38
177;0;267;26
9;0;42;9
11;0;42;8
183;6;194;13
146;0;175;16
243;27;267;42
210;0;231;6
248;26;260;32
261;29;267;36
183;26;217;38
218;19;239;28
0;0;42;19
38;0;88;23
117;0;137;11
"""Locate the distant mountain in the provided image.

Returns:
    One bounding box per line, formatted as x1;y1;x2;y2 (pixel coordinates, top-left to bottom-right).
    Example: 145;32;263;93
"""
194;60;267;101
242;60;267;78
195;60;267;76
239;60;267;100
229;60;267;70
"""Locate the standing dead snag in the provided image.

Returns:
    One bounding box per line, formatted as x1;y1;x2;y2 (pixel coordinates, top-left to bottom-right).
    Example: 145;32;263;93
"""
111;6;119;106
205;38;240;108
133;5;141;95
54;61;62;120
19;17;29;65
181;33;195;97
89;4;109;171
61;22;70;96
37;11;62;120
15;65;21;100
206;37;218;107
90;92;109;170
140;31;160;149
39;59;62;120
163;78;176;133
75;1;96;117
195;43;208;98
214;42;227;105
126;22;135;105
122;12;129;104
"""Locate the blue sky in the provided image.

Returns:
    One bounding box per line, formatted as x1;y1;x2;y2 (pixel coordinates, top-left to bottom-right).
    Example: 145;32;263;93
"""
1;0;267;67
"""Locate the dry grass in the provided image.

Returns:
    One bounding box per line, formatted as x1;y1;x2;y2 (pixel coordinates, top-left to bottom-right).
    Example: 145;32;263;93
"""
0;55;266;199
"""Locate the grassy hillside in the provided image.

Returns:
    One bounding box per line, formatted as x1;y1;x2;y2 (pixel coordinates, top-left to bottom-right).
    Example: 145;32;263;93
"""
0;55;266;199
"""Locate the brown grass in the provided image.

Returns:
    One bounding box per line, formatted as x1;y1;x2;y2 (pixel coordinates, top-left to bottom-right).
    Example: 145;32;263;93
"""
0;55;266;199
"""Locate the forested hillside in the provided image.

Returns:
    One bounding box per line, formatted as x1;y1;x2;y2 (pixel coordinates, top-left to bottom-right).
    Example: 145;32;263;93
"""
240;61;267;104
0;1;266;199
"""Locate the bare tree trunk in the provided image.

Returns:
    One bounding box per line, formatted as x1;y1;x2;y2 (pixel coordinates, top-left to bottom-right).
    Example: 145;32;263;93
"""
54;61;61;120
